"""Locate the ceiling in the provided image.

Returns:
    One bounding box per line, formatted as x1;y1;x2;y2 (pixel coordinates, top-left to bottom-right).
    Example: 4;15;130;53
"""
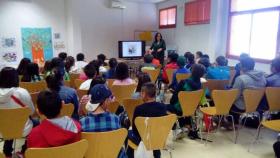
125;0;168;3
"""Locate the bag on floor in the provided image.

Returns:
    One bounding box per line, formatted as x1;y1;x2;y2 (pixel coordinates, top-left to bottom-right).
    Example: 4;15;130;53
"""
242;116;260;129
134;141;153;158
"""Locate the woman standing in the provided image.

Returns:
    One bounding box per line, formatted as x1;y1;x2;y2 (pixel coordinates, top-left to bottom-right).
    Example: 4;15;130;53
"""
149;32;166;65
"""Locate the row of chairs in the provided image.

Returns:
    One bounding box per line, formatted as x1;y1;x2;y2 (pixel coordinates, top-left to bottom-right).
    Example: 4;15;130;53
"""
0;106;177;158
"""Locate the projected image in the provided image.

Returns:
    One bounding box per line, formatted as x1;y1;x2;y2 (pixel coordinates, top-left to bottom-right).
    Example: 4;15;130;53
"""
122;42;142;57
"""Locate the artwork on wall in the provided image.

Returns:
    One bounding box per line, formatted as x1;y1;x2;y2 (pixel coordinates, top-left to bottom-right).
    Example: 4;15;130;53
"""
1;37;16;48
21;28;53;66
2;52;17;62
54;41;65;51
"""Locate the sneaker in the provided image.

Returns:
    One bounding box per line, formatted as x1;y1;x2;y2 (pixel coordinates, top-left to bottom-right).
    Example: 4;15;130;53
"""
173;129;185;140
16;151;24;158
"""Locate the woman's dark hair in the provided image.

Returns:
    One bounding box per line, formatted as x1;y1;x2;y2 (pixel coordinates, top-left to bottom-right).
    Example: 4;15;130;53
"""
89;60;101;75
136;72;151;92
17;58;31;75
115;62;129;80
154;32;163;42
43;60;52;74
87;76;106;95
168;52;179;63
184;52;195;64
271;57;280;73
65;56;75;73
144;54;154;64
0;67;19;88
84;63;96;78
51;57;65;77
37;90;62;119
46;68;63;92
77;53;85;61
198;57;211;68
58;52;67;61
216;56;228;66
109;58;118;69
196;51;203;58
191;64;206;82
21;63;41;82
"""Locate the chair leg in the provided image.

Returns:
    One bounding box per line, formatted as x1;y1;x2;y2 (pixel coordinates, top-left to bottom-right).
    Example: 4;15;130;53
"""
205;116;212;146
228;115;236;143
235;115;243;144
248;124;262;152
13;139;16;156
217;115;224;131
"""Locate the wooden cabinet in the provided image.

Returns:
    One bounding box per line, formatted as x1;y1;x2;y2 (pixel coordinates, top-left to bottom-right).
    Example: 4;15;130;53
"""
184;0;211;25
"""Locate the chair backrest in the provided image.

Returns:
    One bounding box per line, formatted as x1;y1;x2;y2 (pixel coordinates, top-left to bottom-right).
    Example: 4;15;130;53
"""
64;80;71;87
243;88;265;113
39;103;74;120
135;114;177;150
70;73;80;88
212;89;239;115
176;73;191;83
111;84;137;104
19;80;47;93
166;69;176;84
0;108;31;140
77;89;88;100
81;128;127;158
123;99;144;123
107;79;115;90
266;87;280;112
204;79;229;93
142;69;160;83
178;89;204;117
74;79;84;89
107;101;120;114
0;152;4;158
25;139;88;158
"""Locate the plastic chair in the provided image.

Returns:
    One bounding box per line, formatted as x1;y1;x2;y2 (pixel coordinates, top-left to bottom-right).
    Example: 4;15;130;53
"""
123;99;144;123
77;89;88;100
81;128;127;158
74;79;84;89
266;87;280;112
200;89;239;144
107;79;115;90
70;73;80;88
39;103;74;120
130;114;177;158
234;88;265;143
142;69;161;83
111;84;137;104
166;69;176;85
202;79;229;93
107;101;120;114
176;73;191;83
19;80;47;93
0;108;31;155
179;89;204;117
25;139;88;158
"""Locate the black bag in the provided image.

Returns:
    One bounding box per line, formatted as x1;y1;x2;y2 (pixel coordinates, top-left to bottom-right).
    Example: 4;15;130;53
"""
242;116;260;129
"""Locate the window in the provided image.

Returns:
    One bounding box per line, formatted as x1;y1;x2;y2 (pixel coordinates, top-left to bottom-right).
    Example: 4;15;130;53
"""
184;0;211;25
159;6;177;29
227;0;280;61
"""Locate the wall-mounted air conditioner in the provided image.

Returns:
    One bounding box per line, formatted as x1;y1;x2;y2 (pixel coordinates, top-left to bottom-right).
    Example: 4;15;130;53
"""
111;0;126;9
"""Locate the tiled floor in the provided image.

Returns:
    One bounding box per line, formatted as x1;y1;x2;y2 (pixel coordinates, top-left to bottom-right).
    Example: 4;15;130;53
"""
0;127;277;158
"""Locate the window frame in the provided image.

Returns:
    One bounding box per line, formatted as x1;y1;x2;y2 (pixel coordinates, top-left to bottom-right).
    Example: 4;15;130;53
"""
226;0;280;63
159;6;177;29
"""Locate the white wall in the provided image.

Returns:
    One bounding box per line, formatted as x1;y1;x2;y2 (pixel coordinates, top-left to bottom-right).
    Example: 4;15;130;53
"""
75;0;157;59
0;0;67;66
157;0;271;73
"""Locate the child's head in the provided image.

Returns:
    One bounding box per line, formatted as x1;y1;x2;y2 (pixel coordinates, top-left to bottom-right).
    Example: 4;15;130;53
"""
0;67;19;88
141;82;156;102
167;52;178;63
84;63;96;79
216;56;228;66
97;54;106;63
109;58;118;69
271;57;280;73
177;56;186;68
58;52;67;61
143;54;154;64
17;58;31;75
88;76;106;95
37;90;62;119
115;62;129;80
46;68;63;91
195;51;203;59
240;57;255;72
136;73;151;92
65;56;75;72
77;53;85;61
184;52;195;64
191;64;206;81
198;57;210;68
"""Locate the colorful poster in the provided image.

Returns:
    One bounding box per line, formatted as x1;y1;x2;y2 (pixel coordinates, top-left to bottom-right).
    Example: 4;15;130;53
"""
21;28;53;66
